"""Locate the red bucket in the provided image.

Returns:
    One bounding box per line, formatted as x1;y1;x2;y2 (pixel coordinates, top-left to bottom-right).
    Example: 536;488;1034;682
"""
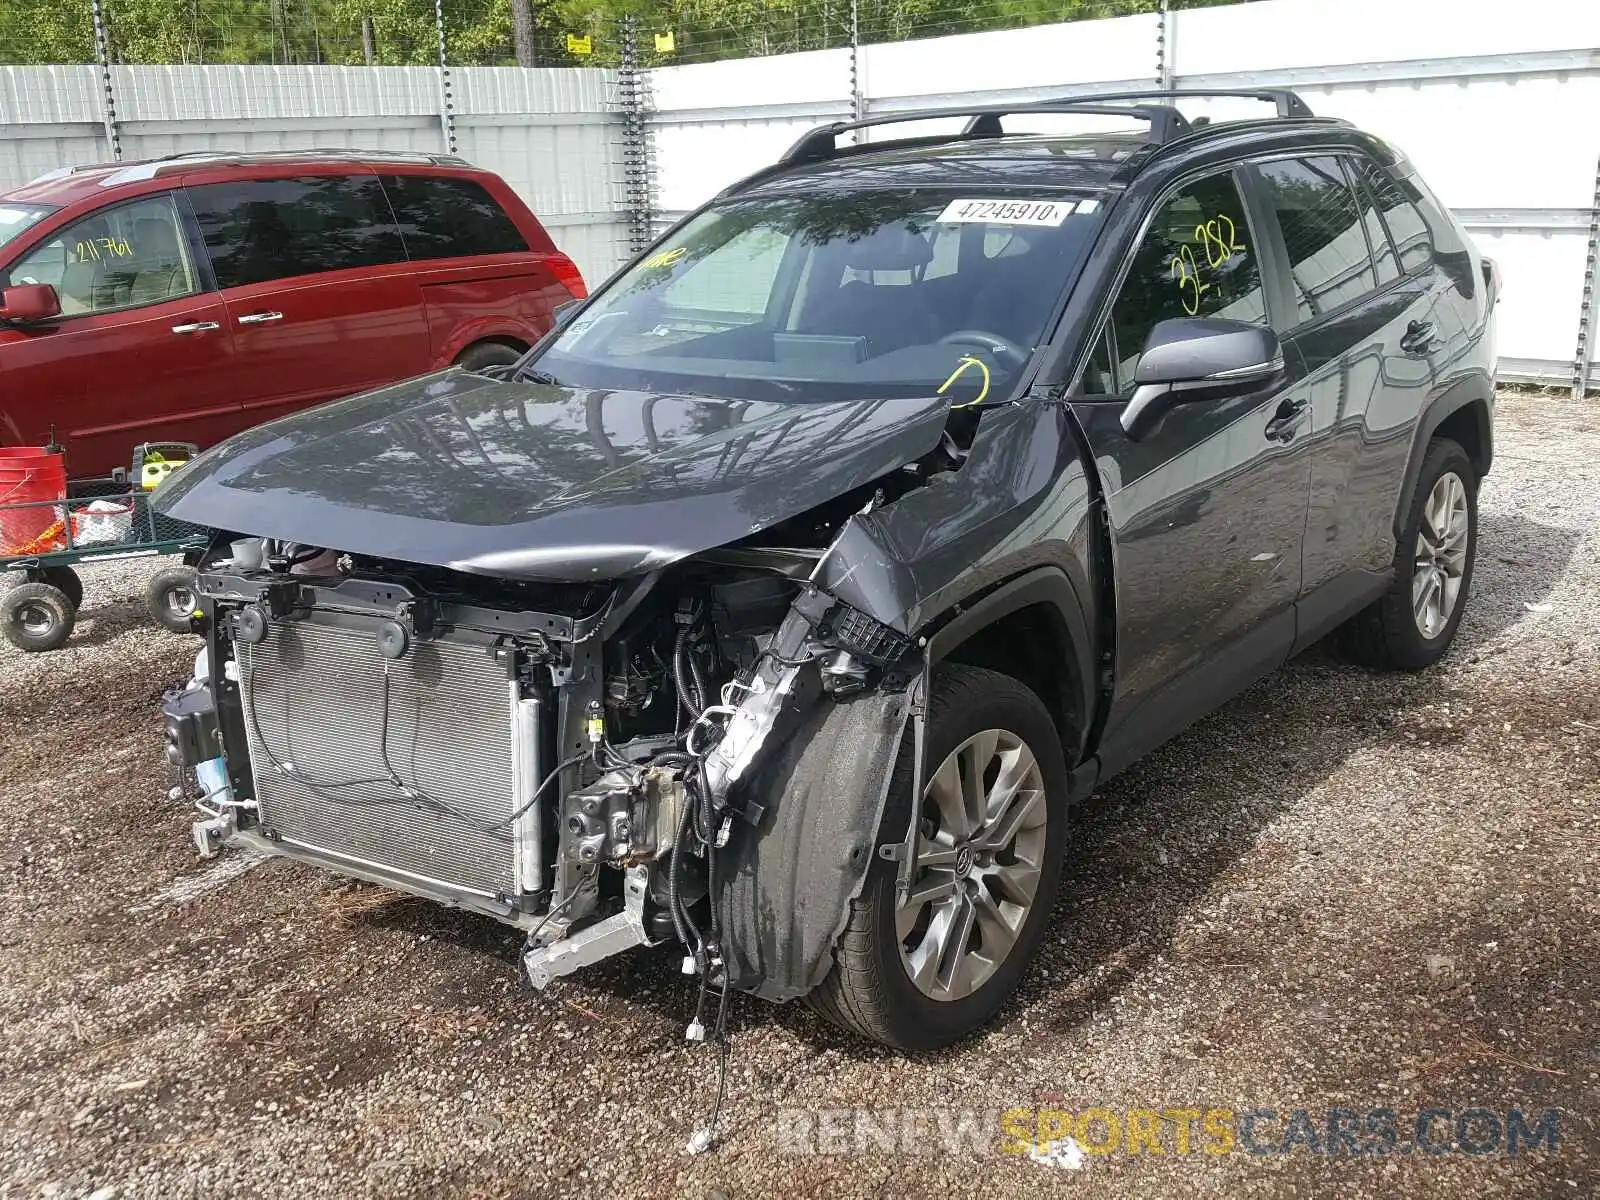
0;447;69;556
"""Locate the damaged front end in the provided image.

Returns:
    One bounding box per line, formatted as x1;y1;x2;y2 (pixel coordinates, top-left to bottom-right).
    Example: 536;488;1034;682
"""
161;526;924;1001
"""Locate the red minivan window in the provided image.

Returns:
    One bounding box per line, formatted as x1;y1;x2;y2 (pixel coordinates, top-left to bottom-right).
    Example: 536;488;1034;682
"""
1;156;582;478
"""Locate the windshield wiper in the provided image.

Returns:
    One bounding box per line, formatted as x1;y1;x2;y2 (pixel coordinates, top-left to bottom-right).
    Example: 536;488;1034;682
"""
515;366;563;386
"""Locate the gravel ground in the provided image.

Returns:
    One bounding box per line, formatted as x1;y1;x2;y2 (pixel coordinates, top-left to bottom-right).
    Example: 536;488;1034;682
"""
0;391;1596;1199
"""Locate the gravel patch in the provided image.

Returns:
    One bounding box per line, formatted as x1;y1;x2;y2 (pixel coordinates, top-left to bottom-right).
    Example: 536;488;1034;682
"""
0;392;1595;1198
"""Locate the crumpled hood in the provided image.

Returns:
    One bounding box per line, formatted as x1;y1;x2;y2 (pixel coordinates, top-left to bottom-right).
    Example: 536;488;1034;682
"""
154;369;953;581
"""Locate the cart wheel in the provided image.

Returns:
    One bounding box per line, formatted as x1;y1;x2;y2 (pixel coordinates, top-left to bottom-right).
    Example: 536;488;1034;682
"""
34;566;84;610
146;566;200;634
2;582;77;653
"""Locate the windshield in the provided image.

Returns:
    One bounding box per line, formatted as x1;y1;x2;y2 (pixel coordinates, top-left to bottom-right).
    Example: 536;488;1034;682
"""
536;190;1102;404
0;204;58;254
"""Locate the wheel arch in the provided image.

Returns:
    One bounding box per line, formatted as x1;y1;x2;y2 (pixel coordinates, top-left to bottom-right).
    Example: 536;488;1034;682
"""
452;334;530;363
1394;373;1494;544
921;566;1096;769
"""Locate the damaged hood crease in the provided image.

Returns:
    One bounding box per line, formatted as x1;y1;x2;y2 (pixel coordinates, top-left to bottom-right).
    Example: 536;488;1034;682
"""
154;371;954;582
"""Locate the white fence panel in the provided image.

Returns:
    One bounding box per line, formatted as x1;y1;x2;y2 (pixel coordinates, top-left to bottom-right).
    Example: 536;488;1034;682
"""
649;48;854;217
1170;0;1600;73
861;12;1158;109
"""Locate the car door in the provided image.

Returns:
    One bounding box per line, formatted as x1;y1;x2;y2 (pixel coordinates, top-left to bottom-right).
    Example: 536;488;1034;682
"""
0;191;236;478
185;169;430;427
1068;165;1312;776
1244;154;1438;645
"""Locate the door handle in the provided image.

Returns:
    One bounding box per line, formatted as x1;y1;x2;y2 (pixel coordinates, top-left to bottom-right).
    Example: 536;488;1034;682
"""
171;321;221;335
1264;398;1309;444
1400;319;1435;355
237;311;284;326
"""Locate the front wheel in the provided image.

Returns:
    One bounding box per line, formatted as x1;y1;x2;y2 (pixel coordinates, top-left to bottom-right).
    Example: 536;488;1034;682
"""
1340;437;1477;671
805;665;1068;1049
146;566;200;635
2;582;76;652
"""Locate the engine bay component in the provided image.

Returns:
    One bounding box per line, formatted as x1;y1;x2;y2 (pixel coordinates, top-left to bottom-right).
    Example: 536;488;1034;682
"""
562;768;689;865
163;522;923;1035
162;683;218;768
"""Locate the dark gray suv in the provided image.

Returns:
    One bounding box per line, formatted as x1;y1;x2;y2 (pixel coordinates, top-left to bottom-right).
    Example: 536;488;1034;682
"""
158;89;1496;1052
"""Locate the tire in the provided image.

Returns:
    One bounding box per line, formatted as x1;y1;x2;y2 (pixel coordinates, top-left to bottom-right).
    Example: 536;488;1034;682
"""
146;566;200;635
2;582;76;653
805;665;1069;1050
1340;437;1477;671
35;566;83;610
454;342;524;374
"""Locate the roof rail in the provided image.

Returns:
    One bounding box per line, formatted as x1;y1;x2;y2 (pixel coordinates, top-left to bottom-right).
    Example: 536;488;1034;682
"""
1030;88;1314;119
772;87;1315;172
779;100;1190;166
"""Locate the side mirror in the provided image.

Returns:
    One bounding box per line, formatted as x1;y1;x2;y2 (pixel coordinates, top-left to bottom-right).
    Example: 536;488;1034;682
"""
1119;317;1285;442
0;283;61;325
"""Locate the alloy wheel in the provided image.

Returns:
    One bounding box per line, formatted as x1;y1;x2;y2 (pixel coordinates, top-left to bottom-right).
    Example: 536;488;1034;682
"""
1412;470;1470;639
896;728;1048;1002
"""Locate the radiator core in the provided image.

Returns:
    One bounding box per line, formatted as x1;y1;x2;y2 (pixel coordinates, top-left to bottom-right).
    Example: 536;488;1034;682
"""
239;619;523;899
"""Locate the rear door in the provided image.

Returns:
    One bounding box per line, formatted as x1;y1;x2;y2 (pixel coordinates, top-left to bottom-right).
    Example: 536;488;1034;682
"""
0;191;235;478
185;169;430;427
1246;153;1438;640
1068;165;1312;775
378;171;570;359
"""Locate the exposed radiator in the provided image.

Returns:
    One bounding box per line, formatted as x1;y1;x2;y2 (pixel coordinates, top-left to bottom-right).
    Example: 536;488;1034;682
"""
239;619;525;899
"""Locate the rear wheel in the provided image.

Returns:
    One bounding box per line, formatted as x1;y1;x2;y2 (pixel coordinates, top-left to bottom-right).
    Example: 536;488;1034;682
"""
2;582;76;652
805;665;1068;1049
1340;437;1477;670
34;565;83;610
454;342;524;374
146;566;200;634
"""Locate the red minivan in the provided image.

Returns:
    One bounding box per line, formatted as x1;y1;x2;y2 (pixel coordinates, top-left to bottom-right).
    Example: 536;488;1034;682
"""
0;150;586;478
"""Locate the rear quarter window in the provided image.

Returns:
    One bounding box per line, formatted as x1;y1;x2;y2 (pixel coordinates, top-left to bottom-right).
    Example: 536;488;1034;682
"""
381;176;530;260
1352;158;1433;273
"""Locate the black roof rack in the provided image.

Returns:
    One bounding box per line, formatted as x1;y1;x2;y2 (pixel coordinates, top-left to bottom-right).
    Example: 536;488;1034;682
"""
774;87;1314;170
1029;88;1313;119
780;101;1189;166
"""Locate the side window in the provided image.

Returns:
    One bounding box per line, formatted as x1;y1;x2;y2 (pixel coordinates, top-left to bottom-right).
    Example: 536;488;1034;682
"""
8;194;197;317
381;175;529;260
1352;158;1432;273
188;175;404;289
1344;157;1399;285
1256;156;1376;326
1109;170;1266;386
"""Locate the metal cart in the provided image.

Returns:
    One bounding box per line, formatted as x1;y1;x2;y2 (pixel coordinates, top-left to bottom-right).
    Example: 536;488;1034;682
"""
0;477;209;652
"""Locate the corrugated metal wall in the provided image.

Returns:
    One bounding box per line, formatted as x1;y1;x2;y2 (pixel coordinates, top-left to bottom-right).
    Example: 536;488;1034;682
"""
648;0;1600;387
0;64;627;285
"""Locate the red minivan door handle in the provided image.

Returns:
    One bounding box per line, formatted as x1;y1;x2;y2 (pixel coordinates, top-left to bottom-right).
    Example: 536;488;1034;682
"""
237;311;284;326
171;321;221;334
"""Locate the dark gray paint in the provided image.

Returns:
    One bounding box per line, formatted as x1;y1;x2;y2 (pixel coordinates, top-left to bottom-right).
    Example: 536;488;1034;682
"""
155;370;953;581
